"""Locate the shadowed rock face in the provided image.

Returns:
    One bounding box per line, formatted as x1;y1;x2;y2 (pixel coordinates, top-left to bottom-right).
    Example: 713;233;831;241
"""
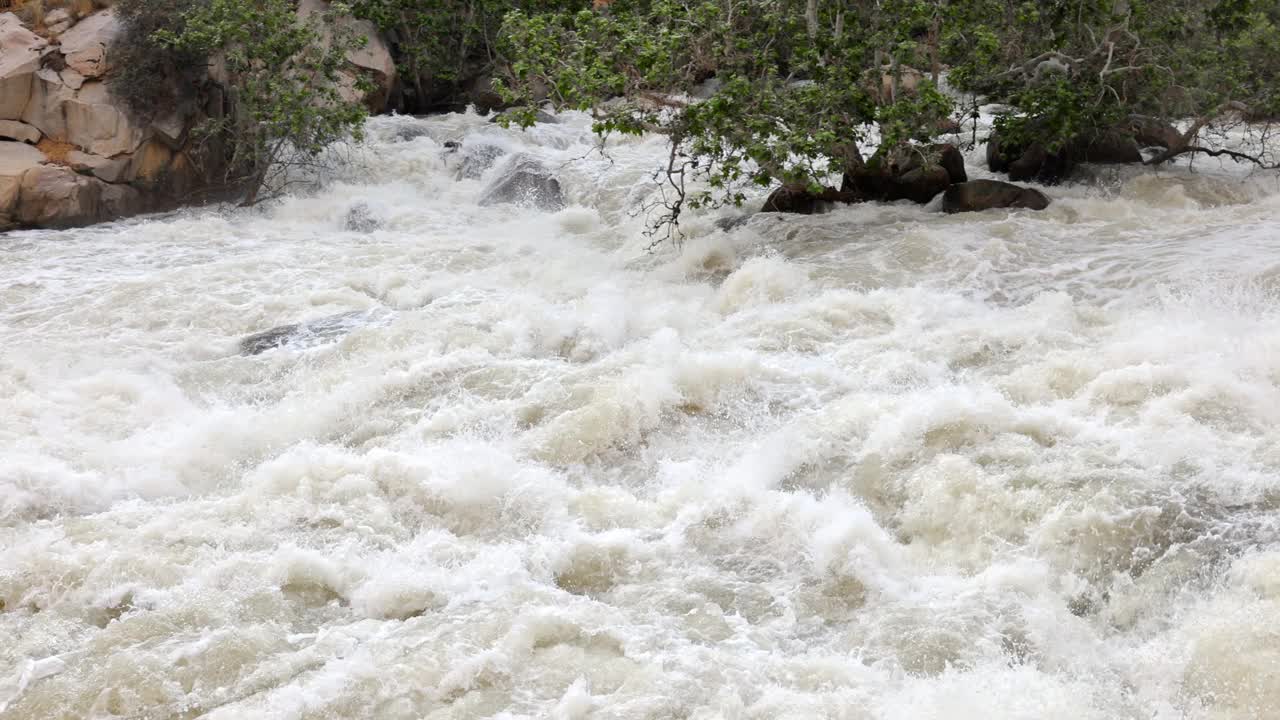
478;154;564;210
239;311;374;355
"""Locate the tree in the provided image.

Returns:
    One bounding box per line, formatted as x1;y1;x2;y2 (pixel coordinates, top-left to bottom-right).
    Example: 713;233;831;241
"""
495;0;1279;240
497;0;957;242
110;0;372;205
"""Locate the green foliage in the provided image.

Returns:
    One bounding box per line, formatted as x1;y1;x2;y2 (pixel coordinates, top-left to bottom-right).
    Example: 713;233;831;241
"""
348;0;588;108
156;0;370;203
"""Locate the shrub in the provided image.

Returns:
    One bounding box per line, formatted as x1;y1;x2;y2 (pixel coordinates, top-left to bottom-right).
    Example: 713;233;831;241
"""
108;0;210;122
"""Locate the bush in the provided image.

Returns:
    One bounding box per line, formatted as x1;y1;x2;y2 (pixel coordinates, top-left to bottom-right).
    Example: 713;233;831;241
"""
108;0;210;122
155;0;370;205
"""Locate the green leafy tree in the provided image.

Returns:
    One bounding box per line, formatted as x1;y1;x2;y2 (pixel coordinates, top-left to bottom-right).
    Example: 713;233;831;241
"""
151;0;371;204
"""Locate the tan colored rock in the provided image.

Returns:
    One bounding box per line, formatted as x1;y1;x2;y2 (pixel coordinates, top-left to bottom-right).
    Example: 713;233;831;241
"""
0;13;48;120
129;139;172;184
66;150;130;183
60;68;86;90
63;81;144;157
17;164;103;227
58;10;120;79
45;8;74;36
21;72;74;140
296;0;395;110
1;141;47;219
0;119;41;144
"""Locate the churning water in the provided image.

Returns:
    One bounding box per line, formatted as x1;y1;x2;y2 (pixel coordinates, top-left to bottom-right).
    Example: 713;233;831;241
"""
3;112;1280;720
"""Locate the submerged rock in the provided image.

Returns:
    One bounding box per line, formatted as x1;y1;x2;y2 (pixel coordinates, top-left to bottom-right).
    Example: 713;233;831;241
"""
942;179;1050;213
450;142;506;180
393;124;432;142
239;310;371;355
490;109;557;125
344;202;380;232
478;154;563;210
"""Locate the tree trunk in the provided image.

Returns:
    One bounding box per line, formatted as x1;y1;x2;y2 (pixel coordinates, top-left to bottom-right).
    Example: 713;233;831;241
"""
805;0;818;41
929;18;940;84
890;52;901;103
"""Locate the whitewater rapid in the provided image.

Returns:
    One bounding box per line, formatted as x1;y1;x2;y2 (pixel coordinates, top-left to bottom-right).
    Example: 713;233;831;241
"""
3;112;1280;720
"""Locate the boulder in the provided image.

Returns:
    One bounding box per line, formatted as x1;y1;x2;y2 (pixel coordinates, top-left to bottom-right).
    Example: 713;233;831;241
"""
760;183;831;214
62;81;146;157
59;68;86;90
393;124;432;142
16;164;103;227
942;179;1050;214
296;0;396;111
58;10;120;79
451;142;506;180
478;154;564;210
490;109;558;125
66;149;130;183
842;144;959;204
239;310;368;355
44;9;74;36
0;12;47;120
101;182;145;218
0;140;47;226
21;71;74;140
935;143;967;184
1077;129;1142;164
1126;115;1181;149
0;119;41;144
986;131;1074;183
344;202;380;232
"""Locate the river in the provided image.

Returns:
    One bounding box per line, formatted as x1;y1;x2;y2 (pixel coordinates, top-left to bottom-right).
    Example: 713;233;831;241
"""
3;111;1280;719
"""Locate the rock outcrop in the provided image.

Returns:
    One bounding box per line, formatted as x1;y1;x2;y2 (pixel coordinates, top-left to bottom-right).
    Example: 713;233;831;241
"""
942;179;1050;213
0;3;396;230
297;0;396;112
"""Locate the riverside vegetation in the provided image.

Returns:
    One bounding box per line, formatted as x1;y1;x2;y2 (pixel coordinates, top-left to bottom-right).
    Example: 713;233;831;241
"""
1;0;1277;231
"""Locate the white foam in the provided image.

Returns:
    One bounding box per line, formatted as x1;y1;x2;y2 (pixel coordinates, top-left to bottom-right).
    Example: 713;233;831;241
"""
2;110;1279;719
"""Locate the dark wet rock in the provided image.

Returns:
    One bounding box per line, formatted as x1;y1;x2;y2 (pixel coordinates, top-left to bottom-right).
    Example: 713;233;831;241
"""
344;202;380;232
760;184;834;214
841;145;957;204
942;179;1050;213
935;144;968;184
393;124;432;142
490;109;558;125
1126;115;1181;149
1077;129;1143;164
986;131;1074;184
453;142;507;180
239;311;369;355
715;214;755;232
478;154;564;210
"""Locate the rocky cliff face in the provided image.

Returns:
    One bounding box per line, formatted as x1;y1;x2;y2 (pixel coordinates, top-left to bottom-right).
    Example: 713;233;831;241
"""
0;2;395;231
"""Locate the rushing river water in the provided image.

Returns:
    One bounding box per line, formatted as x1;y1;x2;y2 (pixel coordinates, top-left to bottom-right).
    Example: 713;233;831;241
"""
3;112;1280;720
